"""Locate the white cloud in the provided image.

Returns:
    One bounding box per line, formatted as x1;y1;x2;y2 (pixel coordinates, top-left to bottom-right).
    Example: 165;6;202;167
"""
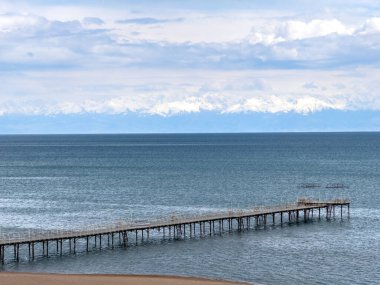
277;19;350;40
1;3;380;119
0;13;47;33
358;17;380;34
249;19;352;45
1;68;380;116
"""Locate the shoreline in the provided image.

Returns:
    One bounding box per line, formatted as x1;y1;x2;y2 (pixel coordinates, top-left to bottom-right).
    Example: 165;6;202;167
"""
0;272;251;285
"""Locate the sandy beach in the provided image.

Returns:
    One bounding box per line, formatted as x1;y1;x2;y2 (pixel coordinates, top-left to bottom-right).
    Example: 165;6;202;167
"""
0;272;249;285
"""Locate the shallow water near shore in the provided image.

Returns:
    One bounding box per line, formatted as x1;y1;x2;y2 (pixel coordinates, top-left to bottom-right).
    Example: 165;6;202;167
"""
0;133;379;285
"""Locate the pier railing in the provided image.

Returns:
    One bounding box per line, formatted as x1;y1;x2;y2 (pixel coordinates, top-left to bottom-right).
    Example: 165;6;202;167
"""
0;199;350;264
0;199;349;245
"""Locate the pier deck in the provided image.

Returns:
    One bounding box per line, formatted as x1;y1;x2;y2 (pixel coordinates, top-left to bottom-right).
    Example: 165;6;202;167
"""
0;198;350;264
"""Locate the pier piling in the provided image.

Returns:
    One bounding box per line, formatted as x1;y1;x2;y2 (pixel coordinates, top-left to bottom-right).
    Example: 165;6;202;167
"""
0;199;350;264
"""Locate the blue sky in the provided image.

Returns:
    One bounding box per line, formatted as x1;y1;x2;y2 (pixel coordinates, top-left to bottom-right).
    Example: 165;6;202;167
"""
1;0;380;133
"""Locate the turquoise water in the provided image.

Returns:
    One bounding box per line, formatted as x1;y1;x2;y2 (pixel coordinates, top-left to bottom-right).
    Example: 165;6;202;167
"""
0;133;379;284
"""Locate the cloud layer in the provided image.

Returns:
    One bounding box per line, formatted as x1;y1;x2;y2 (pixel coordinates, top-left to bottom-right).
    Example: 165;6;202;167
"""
1;1;380;117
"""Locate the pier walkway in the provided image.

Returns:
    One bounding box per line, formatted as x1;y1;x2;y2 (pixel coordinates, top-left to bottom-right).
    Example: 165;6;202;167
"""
0;198;350;264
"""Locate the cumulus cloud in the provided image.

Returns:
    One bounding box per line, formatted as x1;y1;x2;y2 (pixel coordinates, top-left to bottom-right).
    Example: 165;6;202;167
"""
249;19;351;45
358;17;380;34
1;67;380;117
1;2;380;118
0;12;48;33
277;19;350;40
0;12;107;38
1;12;380;70
0;13;84;37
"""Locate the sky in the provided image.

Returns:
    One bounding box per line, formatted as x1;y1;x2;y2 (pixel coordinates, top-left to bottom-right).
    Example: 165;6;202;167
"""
1;0;380;133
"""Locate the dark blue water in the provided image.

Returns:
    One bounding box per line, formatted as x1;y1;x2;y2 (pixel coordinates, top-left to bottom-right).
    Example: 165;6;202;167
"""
0;133;379;284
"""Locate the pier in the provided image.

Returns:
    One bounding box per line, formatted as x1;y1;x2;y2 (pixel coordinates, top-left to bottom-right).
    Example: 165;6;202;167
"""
0;198;350;264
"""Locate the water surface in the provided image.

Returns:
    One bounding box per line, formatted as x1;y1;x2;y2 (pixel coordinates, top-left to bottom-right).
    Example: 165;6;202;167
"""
0;133;379;285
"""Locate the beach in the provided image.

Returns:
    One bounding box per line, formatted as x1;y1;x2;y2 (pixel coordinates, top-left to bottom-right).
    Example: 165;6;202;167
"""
0;273;249;285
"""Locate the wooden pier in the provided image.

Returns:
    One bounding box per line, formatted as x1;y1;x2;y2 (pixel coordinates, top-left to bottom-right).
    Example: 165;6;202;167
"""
0;198;350;264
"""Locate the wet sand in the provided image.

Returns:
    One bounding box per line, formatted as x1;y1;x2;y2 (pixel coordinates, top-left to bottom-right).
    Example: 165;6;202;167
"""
0;272;250;285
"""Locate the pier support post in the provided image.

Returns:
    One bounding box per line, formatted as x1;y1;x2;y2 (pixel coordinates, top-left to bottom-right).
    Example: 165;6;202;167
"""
0;200;351;265
123;231;128;247
0;246;4;264
326;206;329;219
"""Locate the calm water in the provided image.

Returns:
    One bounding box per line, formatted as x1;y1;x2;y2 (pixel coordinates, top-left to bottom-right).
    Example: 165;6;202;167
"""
0;133;379;285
